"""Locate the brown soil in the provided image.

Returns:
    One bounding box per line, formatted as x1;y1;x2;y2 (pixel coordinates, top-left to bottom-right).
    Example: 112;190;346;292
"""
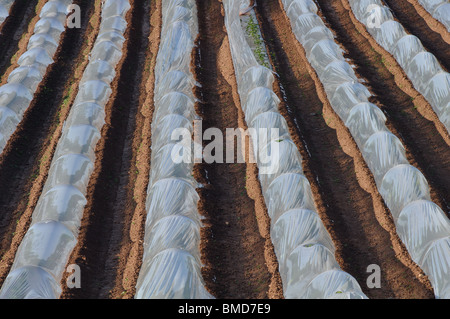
382;0;450;70
0;0;98;284
0;0;447;301
107;0;162;300
0;0;48;85
60;0;154;299
402;0;450;44
335;0;450;213
337;0;450;150
254;0;435;299
0;0;39;77
194;0;283;299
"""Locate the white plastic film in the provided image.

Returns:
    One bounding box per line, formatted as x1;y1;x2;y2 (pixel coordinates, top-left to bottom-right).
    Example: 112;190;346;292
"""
0;0;73;155
421;237;450;299
418;0;450;31
0;0;14;26
223;0;367;299
0;0;131;299
134;0;212;299
283;0;450;299
396;200;450;265
144;178;201;231
348;0;450;134
303;269;368;299
0;266;61;299
135;249;211;299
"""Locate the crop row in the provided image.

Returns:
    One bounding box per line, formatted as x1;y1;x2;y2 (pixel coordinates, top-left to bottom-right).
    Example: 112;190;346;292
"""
0;0;73;154
0;0;131;299
0;0;14;26
282;0;450;299
349;0;449;134
134;0;212;299
224;0;368;299
417;0;450;31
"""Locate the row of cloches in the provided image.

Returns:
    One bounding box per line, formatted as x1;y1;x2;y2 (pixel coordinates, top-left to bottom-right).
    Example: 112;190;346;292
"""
0;0;14;26
282;0;450;299
134;0;212;299
0;0;131;299
349;0;450;134
0;0;73;154
224;0;368;299
417;0;450;31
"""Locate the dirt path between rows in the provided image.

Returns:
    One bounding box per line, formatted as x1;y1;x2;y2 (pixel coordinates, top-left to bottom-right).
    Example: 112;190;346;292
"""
194;0;283;299
339;0;450;150
401;0;450;44
0;0;48;85
333;0;450;213
61;0;154;299
0;0;39;77
382;0;450;71
0;0;98;285
254;0;435;299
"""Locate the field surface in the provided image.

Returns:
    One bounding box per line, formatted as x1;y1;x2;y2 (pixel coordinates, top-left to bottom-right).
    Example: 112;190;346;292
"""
0;0;448;299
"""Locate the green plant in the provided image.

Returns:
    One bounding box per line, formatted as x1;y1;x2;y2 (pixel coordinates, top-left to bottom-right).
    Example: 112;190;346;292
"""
245;15;270;68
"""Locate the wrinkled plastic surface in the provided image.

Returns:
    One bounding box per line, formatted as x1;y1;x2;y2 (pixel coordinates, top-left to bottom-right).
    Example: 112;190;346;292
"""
135;0;212;299
223;0;367;299
0;0;73;155
135;249;210;299
0;266;61;299
0;0;14;26
284;0;450;299
418;0;450;31
348;0;450;134
0;0;130;299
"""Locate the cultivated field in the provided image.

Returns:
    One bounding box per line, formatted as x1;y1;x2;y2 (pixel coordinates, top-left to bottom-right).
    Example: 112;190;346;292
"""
0;0;448;299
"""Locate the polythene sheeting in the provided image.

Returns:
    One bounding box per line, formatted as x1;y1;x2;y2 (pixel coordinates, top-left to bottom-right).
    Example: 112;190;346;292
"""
0;0;14;26
135;249;210;299
348;0;450;134
0;266;61;299
418;0;450;31
0;0;131;299
134;0;212;299
0;0;73;155
28;33;60;57
283;0;450;299
223;0;367;299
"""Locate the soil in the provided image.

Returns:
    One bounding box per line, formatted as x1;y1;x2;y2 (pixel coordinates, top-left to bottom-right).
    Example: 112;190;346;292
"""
0;0;97;285
0;0;447;300
60;0;154;299
194;0;283;299
382;0;450;70
254;0;436;299
0;0;39;77
336;0;450;212
401;0;450;44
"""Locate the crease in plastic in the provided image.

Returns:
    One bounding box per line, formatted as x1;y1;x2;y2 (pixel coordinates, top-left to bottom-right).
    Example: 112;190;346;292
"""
223;0;367;299
0;0;130;299
134;0;213;300
283;0;450;299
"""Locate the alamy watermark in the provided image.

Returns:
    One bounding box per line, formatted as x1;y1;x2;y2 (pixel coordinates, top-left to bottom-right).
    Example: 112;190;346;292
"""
365;4;387;29
66;264;81;289
66;4;81;29
169;120;281;175
367;264;381;289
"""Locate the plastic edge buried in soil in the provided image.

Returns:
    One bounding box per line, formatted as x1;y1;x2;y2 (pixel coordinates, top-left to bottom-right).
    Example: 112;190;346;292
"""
133;0;213;300
0;0;131;299
222;0;368;300
281;0;450;299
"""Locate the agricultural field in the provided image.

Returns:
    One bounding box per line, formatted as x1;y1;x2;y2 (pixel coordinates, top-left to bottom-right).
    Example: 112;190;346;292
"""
0;0;448;301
